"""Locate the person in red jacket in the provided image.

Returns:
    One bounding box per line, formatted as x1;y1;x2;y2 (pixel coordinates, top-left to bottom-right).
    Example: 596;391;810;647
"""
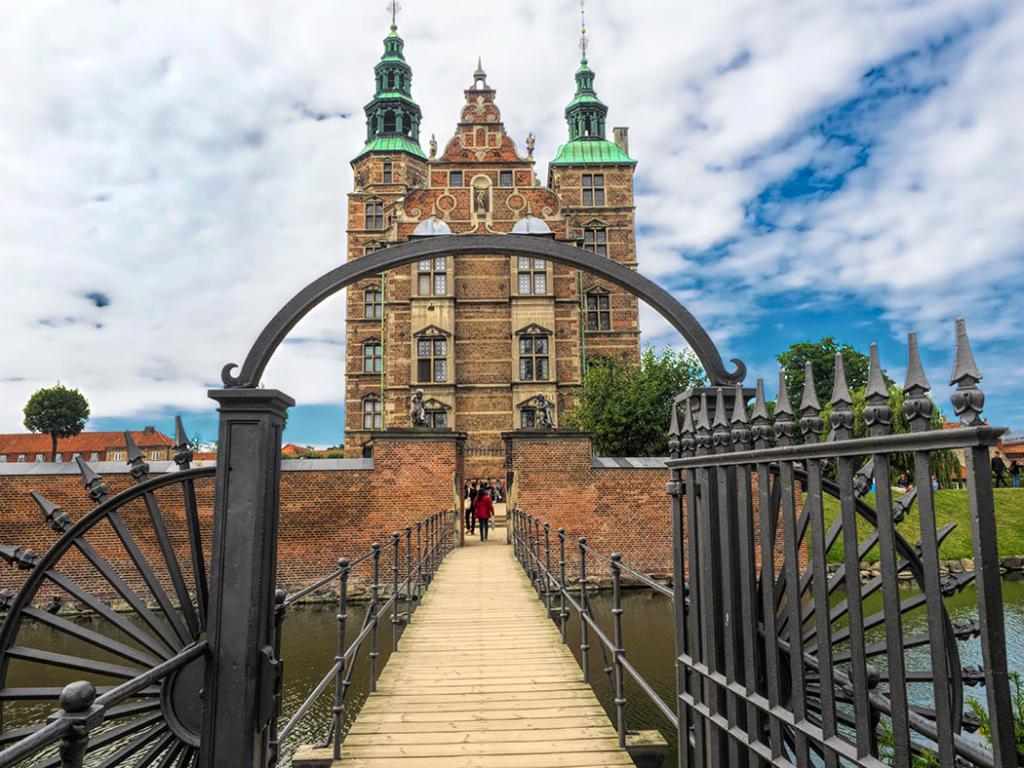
473;484;494;541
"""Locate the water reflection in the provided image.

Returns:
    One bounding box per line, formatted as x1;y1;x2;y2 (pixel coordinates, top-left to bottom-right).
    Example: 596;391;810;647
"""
2;579;1021;766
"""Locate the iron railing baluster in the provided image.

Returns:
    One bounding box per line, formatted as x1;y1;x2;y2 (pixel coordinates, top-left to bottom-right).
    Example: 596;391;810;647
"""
404;527;412;626
610;553;626;749
558;528;568;644
391;532;400;652
543;523;552;616
578;537;590;685
332;558;349;761
369;543;381;693
267;589;286;767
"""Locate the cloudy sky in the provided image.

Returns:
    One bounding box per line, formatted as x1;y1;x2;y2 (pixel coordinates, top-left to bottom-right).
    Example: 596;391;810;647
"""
1;0;1021;446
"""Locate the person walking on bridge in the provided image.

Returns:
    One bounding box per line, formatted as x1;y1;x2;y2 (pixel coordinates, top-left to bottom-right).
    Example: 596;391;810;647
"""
474;484;494;542
465;480;478;535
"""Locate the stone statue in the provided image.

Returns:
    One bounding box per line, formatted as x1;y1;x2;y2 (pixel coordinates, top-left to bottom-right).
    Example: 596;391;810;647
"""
526;132;535;159
535;394;554;429
410;388;427;428
474;186;489;213
429;134;437;160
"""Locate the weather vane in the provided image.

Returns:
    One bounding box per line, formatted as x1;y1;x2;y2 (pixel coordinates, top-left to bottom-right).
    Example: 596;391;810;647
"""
388;0;401;27
579;0;589;60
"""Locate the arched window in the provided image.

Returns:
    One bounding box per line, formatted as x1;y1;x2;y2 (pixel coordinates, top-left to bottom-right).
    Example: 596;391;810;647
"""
364;288;382;319
586;291;611;330
362;397;382;430
363;340;383;373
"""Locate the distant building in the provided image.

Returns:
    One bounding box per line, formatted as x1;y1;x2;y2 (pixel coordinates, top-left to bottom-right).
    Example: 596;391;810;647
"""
998;431;1024;464
344;21;642;476
0;426;173;464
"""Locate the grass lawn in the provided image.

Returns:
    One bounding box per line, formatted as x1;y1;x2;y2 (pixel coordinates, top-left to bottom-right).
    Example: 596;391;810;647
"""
818;487;1024;564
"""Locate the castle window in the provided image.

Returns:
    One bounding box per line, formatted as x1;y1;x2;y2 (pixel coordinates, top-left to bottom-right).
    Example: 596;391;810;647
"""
363;341;383;373
582;174;605;206
365;201;384;230
90;452;99;461
417;337;448;383
0;455;6;463
364;288;382;319
586;292;611;331
426;410;448;428
362;397;382;430
382;110;397;133
382;159;393;184
449;170;463;188
364;241;386;255
35;454;44;462
499;170;513;188
520;408;536;429
109;450;125;462
17;454;26;462
516;257;547;295
519;335;550;381
583;227;607;258
417;257;448;296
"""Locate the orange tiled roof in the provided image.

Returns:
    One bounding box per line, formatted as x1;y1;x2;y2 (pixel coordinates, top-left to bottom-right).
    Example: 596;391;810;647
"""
0;429;173;455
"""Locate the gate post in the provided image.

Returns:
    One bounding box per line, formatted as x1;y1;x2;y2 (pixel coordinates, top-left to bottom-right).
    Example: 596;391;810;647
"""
199;388;294;768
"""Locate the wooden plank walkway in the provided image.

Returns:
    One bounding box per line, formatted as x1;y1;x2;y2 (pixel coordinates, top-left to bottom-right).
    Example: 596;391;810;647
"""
333;531;634;767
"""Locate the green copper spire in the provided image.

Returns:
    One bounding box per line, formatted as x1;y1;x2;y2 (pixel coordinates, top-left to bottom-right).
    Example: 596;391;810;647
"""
551;4;635;166
356;11;426;160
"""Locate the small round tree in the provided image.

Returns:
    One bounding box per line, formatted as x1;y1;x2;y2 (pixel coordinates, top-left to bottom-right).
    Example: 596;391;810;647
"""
23;384;90;461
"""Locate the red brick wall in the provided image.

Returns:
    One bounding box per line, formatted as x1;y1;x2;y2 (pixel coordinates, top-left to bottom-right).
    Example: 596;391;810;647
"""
0;433;464;605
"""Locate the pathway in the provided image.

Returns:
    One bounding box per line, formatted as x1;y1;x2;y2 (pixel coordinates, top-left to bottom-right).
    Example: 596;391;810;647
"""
331;529;634;767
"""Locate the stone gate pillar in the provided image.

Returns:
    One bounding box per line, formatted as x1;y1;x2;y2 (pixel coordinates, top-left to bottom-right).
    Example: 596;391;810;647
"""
199;388;294;768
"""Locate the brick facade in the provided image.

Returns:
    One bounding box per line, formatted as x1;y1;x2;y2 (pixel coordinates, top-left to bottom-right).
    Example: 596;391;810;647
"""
344;51;641;479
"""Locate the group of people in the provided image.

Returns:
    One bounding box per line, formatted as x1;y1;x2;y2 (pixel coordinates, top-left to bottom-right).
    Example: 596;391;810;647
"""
992;454;1023;487
464;478;505;541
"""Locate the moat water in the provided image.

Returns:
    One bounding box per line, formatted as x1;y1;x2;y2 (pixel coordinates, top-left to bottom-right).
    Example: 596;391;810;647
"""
3;572;1023;765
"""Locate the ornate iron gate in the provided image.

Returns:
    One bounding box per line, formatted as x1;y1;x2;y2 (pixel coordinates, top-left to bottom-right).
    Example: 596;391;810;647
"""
667;320;1016;768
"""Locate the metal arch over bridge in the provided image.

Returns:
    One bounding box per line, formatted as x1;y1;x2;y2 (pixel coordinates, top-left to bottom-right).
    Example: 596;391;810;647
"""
220;233;747;390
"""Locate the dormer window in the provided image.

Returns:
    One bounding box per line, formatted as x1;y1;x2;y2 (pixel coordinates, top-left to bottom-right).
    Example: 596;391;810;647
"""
582;174;605;206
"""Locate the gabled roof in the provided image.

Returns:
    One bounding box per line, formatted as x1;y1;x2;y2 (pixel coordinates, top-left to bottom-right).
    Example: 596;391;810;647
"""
413;324;451;338
0;429;173;455
514;323;553;336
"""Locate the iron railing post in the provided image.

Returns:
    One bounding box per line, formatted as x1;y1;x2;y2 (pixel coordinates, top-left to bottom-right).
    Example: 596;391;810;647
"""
54;681;101;768
332;558;349;761
391;532;400;652
369;543;381;692
611;553;627;749
534;517;543;597
268;589;286;767
415;521;423;601
579;537;590;684
558;528;568;644
543;523;552;615
404;526;412;625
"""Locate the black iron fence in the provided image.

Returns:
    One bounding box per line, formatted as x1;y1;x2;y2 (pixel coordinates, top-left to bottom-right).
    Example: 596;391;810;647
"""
515;319;1016;768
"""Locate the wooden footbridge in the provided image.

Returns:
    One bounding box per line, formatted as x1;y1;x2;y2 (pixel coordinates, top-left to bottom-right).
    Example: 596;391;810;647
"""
294;527;640;768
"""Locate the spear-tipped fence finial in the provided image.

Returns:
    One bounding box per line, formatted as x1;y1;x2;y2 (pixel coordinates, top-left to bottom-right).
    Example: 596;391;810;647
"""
712;387;731;451
0;544;39;570
829;353;854;440
680;398;696;457
799;361;824;440
174;415;194;468
903;332;933;432
667;402;681;458
774;370;795;446
31;491;71;533
751;378;772;448
863;342;892;436
695;392;712;454
950;317;985;426
124;431;150;481
75;457;109;502
730;383;752;449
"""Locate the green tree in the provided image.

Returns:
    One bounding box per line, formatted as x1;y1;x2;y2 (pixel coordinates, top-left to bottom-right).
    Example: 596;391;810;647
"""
23;384;90;461
778;337;883;408
565;347;706;456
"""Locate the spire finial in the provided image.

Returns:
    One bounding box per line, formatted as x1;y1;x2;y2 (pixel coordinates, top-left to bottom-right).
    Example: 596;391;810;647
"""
387;0;401;31
579;0;589;62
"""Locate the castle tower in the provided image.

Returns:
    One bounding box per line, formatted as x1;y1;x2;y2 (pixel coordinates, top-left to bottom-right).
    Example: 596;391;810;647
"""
343;23;641;475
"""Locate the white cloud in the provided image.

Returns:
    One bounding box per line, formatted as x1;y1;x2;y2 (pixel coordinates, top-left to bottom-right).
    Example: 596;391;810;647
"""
0;0;1020;432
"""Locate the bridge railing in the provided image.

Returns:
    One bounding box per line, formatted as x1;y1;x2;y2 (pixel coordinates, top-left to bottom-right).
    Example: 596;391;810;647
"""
509;507;678;750
271;508;456;764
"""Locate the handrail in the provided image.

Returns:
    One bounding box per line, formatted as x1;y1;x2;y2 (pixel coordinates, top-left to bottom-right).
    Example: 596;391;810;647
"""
270;508;457;764
510;508;678;750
